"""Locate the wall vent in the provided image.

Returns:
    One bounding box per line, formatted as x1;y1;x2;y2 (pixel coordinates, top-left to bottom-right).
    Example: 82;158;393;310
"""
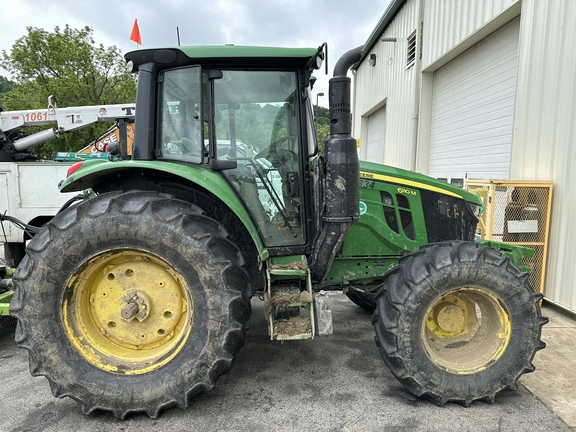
406;30;417;69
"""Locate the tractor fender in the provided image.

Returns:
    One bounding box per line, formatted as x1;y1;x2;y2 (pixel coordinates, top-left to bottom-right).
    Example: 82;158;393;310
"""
59;158;268;261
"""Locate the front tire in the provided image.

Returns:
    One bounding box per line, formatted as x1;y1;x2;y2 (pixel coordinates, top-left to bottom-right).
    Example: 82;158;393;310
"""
373;241;547;406
10;191;251;418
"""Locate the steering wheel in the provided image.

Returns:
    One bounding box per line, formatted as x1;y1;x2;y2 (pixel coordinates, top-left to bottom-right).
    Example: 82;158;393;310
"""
179;136;201;154
254;136;291;160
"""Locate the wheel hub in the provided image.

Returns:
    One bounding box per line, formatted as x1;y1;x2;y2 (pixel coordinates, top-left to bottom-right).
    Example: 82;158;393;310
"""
426;293;477;338
422;287;511;374
63;250;193;374
436;303;465;333
120;290;151;322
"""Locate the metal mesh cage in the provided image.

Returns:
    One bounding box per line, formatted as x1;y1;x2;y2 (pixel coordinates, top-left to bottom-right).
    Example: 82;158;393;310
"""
465;180;553;294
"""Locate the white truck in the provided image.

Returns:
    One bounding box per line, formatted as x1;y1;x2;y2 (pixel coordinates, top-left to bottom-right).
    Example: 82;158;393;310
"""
0;98;135;264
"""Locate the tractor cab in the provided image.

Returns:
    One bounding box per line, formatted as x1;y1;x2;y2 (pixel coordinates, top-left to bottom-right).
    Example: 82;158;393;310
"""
120;46;325;251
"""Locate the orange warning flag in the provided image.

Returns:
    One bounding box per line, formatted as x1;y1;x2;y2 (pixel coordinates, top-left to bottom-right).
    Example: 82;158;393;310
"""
130;19;142;45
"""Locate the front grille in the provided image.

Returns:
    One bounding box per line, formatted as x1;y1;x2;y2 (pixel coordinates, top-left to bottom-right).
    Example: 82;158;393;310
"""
421;190;477;243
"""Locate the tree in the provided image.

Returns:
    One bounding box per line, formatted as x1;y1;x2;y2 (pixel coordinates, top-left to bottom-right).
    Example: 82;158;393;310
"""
1;25;136;158
0;75;14;107
315;105;330;153
316;123;330;153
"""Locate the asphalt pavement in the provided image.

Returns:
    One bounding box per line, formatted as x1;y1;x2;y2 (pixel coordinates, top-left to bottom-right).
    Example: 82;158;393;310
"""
0;292;571;432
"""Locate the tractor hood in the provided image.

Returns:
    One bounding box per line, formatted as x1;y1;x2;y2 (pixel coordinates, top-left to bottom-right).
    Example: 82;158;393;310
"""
358;160;483;206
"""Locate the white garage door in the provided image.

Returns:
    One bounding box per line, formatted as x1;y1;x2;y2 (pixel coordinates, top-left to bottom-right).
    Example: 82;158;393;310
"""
366;106;386;163
428;17;520;181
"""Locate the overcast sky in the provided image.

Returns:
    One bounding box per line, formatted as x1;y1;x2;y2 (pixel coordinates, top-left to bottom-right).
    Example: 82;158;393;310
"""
1;0;391;108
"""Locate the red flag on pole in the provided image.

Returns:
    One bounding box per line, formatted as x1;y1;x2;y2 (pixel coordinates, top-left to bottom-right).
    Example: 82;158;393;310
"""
130;19;142;45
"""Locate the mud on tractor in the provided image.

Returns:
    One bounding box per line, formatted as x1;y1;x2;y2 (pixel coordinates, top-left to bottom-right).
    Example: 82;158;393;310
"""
10;44;547;418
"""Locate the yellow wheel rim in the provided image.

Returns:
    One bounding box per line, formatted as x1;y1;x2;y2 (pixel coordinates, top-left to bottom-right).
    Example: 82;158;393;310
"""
422;287;510;374
63;250;193;375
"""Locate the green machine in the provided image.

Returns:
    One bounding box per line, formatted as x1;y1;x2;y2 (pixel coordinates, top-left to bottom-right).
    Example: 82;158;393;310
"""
9;44;547;418
0;289;12;318
0;262;15;332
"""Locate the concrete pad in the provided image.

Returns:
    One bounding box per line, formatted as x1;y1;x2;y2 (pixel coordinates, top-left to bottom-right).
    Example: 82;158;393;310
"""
520;302;576;430
0;292;571;431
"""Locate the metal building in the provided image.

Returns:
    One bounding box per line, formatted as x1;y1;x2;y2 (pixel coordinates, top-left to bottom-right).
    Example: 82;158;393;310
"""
352;0;576;313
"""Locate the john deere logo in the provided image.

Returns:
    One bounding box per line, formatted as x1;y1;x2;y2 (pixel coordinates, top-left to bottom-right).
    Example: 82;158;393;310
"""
359;201;367;215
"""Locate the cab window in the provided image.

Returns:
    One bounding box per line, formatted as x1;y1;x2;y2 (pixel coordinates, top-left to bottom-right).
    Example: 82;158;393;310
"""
156;66;204;164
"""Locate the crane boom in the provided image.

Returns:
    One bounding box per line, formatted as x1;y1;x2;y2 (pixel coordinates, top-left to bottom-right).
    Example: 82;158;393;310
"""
0;101;135;154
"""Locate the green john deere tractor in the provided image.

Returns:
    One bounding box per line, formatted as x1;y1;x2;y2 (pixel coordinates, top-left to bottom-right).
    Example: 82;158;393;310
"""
10;44;547;418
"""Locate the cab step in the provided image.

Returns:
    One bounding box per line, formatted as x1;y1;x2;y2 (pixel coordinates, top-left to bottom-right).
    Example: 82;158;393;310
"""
265;256;315;340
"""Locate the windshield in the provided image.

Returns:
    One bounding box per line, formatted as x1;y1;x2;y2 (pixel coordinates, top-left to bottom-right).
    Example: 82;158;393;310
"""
215;70;304;247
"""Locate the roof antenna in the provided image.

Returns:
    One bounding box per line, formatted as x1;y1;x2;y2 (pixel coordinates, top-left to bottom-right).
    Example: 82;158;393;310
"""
176;27;181;46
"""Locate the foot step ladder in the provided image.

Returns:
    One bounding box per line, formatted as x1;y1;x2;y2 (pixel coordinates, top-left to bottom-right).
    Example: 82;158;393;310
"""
265;256;315;340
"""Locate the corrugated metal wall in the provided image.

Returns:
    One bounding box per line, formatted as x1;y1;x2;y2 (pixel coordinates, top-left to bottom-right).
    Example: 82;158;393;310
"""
353;0;419;170
511;0;576;312
422;0;520;70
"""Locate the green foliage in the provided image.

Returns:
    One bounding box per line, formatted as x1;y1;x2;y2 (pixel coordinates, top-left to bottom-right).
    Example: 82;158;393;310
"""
315;105;330;153
316;123;330;153
0;75;14;106
315;105;330;126
215;103;287;151
1;25;136;158
214;103;330;155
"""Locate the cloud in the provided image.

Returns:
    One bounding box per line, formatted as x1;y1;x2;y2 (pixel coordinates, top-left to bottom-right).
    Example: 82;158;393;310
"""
1;0;390;107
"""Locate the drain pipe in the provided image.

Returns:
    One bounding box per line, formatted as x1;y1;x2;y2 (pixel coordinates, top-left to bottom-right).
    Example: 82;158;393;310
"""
310;45;363;284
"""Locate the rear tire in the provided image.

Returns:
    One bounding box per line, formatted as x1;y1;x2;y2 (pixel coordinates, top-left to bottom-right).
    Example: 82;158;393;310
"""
10;191;251;418
345;286;377;313
373;241;547;406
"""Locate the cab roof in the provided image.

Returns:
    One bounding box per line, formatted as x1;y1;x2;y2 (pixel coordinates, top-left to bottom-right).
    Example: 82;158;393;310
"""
125;45;318;71
178;45;317;59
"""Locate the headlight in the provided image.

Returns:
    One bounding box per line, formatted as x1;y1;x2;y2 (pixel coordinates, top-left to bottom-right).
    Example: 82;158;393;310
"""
315;54;324;70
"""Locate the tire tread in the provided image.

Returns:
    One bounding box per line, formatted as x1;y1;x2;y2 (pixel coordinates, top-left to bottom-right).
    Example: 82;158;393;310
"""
373;240;547;406
11;190;252;419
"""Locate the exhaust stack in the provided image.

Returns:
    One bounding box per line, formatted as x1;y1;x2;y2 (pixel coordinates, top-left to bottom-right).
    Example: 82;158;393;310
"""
310;46;363;283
